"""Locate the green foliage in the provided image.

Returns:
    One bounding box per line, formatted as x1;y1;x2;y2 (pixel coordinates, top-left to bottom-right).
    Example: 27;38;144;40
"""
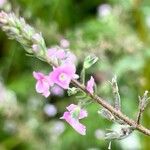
83;55;98;69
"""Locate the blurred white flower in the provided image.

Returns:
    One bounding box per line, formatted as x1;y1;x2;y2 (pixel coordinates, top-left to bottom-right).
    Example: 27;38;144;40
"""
44;104;57;117
146;16;150;28
28;96;43;111
97;4;112;17
0;81;18;117
50;121;65;136
0;0;6;7
3;120;17;134
95;129;105;139
27;118;39;129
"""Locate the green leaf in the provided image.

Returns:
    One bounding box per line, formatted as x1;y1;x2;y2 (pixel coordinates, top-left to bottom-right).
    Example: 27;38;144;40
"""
83;55;98;69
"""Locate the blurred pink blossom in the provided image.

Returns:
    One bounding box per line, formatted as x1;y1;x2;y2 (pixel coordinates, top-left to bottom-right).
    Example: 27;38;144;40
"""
51;85;64;96
60;39;70;48
97;4;111;17
44;104;57;117
33;71;53;97
0;0;6;7
86;76;95;94
60;104;88;135
49;64;78;89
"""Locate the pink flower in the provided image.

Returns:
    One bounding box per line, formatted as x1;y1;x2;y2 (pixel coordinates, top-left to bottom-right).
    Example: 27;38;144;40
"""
33;71;54;97
86;76;95;94
49;64;78;89
60;104;88;135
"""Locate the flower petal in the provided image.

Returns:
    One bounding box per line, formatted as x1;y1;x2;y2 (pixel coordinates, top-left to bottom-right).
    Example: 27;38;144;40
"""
61;111;86;135
86;76;95;94
42;90;50;98
33;71;43;80
36;81;44;93
66;104;77;112
79;109;88;119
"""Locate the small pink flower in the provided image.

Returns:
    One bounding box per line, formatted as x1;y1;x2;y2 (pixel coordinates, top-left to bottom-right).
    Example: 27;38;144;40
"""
86;76;95;94
33;71;53;97
49;64;78;89
60;104;88;135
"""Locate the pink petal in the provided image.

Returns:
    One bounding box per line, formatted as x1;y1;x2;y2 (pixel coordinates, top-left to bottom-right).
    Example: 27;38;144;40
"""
33;71;44;80
63;64;76;77
50;65;74;89
86;76;95;94
56;49;66;59
66;104;77;111
79;109;88;119
36;80;49;93
72;121;86;135
46;74;54;86
47;47;57;57
36;81;44;93
60;112;86;135
43;90;50;98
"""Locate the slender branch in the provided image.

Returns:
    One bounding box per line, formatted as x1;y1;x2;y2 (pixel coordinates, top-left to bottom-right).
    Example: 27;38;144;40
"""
136;108;142;125
0;11;150;136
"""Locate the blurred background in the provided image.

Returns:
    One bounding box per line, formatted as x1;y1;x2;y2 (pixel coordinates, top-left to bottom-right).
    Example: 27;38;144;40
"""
0;0;150;149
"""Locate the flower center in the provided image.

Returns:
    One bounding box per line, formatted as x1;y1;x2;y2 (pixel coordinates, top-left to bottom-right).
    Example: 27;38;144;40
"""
59;73;67;81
